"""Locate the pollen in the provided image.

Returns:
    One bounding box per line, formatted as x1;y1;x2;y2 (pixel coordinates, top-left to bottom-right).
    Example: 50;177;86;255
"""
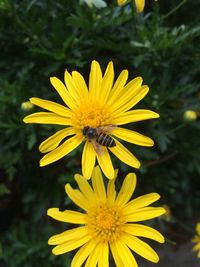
86;203;125;243
74;99;112;128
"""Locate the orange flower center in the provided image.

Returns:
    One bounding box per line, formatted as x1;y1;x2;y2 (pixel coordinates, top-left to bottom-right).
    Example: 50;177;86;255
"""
73;99;112;128
86;203;124;243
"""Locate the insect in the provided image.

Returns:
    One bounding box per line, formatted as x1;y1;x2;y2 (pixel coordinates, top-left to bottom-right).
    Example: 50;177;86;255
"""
83;125;117;155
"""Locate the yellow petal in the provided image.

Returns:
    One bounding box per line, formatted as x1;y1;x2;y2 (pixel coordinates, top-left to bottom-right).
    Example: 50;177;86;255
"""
39;127;75;153
65;70;84;102
115;173;136;206
114;240;138;267
110;242;124;267
71;240;96;267
96;147;115;179
124;224;165;243
135;0;145;13
65;184;89;210
72;71;89;98
112;109;160;125
52;235;91;255
74;174;97;202
85;244;99;267
124;207;166;222
98;242;109;267
23;112;71;125
117;0;127;6
30;97;72;117
107;179;116;205
113;127;154;146
99;61;114;105
91;166;106;202
122;234;159;263
124;193;161;212
89;60;102;99
48;226;87;245
40;135;83;166
108;69;128;104
110;77;144;114
47;208;86;224
109;140;140;168
82;141;96;179
50;77;76;109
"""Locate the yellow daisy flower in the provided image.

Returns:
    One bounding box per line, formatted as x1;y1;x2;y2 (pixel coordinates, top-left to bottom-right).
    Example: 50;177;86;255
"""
192;223;200;258
117;0;145;13
23;60;159;179
48;166;166;266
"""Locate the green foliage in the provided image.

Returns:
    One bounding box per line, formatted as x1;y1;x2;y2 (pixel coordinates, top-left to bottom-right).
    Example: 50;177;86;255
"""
0;0;200;266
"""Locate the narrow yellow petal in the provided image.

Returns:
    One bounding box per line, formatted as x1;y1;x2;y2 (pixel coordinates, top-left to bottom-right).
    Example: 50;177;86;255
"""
72;71;89;98
124;207;166;222
71;240;96;267
110;242;124;267
124;193;161;212
107;179;116;205
30;97;72;117
48;226;87;245
99;61;114;105
39;127;75;153
109;140;140;168
98;242;109;267
52;235;91;255
135;0;145;13
50;77;76;109
23;112;71;125
89;60;102;99
74;174;96;202
122;234;159;263
91;166;107;202
114;240;138;267
112;109;160;125
115;173;137;206
96;148;115;179
124;224;165;243
107;69;128;105
64;70;83;102
82;141;96;180
47;208;86;224
85;245;99;267
110;77;144;114
113;127;154;147
117;0;127;6
65;184;89;211
40;135;83;166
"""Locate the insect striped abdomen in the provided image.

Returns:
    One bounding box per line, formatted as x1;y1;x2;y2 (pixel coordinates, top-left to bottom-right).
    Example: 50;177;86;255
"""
97;133;116;147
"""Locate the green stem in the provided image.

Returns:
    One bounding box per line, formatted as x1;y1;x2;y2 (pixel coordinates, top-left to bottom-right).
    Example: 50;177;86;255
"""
164;0;187;19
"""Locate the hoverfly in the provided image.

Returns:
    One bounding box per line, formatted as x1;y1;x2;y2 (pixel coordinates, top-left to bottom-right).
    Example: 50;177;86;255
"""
83;125;117;155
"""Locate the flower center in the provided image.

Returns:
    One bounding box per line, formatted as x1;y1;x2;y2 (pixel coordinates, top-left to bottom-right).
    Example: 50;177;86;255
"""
73;99;112;128
86;203;124;243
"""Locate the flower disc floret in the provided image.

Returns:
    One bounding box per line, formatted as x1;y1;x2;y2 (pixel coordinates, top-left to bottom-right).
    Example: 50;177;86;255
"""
47;166;166;266
23;60;159;179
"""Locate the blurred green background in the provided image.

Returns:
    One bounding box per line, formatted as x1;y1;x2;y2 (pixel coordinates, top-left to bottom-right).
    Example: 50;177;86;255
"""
0;0;200;266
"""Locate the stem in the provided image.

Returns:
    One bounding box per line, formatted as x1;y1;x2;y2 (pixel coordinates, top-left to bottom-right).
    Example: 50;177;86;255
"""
164;0;187;19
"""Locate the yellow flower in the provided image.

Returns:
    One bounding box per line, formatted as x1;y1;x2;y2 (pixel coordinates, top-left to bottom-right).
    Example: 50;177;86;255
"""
183;110;197;122
21;101;34;111
192;223;200;258
23;60;159;179
117;0;145;13
48;166;166;266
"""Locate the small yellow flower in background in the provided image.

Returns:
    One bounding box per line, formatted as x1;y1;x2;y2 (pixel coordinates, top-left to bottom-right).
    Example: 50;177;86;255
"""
117;0;145;13
48;166;165;266
192;223;200;258
21;101;34;111
23;60;159;179
183;110;197;122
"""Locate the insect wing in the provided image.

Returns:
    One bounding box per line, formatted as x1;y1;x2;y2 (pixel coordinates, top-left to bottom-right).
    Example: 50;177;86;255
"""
91;140;104;156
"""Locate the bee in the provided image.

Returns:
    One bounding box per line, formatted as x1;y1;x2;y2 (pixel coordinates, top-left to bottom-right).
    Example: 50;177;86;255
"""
83;125;117;155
